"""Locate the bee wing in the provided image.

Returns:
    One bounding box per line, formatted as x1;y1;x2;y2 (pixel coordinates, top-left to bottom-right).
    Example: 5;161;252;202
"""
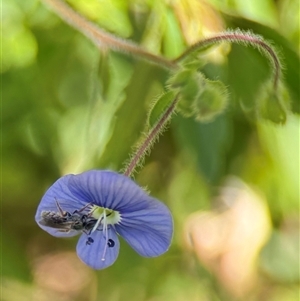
39;217;74;231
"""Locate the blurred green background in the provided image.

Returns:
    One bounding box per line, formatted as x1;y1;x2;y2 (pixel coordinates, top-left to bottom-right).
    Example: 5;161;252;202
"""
2;0;299;300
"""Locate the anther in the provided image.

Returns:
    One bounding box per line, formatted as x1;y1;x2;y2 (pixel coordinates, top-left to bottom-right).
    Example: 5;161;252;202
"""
86;237;94;245
108;239;115;248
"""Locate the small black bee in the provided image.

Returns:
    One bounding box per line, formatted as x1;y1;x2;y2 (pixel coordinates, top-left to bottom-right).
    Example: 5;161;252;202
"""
39;200;97;234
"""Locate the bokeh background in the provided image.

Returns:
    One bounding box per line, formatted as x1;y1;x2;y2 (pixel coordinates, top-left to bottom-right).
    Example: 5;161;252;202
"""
2;0;299;300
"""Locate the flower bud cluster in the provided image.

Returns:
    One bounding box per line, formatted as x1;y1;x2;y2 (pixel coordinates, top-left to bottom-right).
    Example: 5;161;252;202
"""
168;68;228;122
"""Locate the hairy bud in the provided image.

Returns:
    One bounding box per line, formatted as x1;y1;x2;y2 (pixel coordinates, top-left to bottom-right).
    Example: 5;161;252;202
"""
257;81;289;124
167;68;205;116
194;80;229;122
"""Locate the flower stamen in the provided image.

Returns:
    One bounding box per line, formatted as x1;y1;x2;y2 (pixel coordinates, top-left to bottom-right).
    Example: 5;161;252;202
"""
101;209;109;261
89;205;121;232
91;215;103;233
87;205;121;261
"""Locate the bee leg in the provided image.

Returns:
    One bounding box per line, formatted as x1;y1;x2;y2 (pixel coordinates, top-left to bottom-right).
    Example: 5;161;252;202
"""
73;203;93;215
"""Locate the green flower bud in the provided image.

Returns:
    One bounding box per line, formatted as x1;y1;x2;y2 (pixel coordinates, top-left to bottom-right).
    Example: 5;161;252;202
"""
257;81;289;124
167;68;205;116
194;80;229;122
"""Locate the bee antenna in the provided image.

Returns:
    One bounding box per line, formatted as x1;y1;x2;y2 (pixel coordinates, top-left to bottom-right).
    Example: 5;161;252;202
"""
55;198;65;216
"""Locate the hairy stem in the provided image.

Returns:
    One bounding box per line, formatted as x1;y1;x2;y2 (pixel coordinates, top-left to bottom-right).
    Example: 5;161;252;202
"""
42;0;177;70
41;2;283;176
124;31;282;177
42;1;281;90
123;95;179;177
173;31;281;90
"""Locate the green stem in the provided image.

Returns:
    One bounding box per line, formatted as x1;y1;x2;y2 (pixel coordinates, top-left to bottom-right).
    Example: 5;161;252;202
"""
123;95;179;177
42;0;177;70
172;30;281;90
41;1;283;177
42;1;281;91
124;32;283;177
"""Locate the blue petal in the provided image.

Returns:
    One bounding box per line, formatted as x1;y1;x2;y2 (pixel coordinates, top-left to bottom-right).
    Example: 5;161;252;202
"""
115;200;173;257
76;227;120;269
68;170;155;211
36;169;173;261
35;175;87;237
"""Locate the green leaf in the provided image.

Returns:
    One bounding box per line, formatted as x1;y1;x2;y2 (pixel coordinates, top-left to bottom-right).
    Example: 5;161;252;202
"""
162;8;185;58
173;114;232;184
261;231;300;283
148;91;176;128
99;61;166;169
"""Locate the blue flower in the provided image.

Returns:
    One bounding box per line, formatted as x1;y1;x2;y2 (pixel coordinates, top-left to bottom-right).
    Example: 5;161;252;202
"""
35;170;173;269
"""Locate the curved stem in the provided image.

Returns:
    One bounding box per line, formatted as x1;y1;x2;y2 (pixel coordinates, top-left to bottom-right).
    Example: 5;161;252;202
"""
124;32;283;177
172;31;281;90
41;2;283;177
42;1;281;91
123;95;179;177
42;0;177;70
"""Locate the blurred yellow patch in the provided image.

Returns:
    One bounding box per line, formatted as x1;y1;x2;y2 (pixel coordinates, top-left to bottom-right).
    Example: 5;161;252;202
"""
172;0;227;63
172;0;224;43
